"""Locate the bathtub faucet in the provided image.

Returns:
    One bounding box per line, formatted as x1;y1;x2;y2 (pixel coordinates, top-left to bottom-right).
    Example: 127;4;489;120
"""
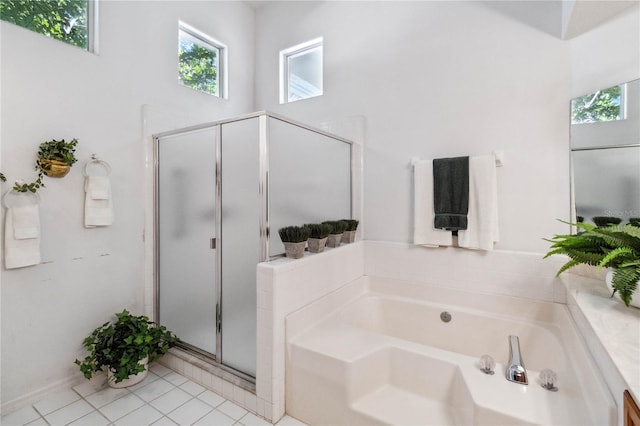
506;335;528;385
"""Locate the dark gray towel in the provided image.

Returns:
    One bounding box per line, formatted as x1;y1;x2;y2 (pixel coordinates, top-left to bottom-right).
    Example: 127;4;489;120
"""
433;157;469;230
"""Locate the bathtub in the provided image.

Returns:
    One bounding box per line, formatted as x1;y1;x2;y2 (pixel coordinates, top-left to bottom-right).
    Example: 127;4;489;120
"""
285;276;616;425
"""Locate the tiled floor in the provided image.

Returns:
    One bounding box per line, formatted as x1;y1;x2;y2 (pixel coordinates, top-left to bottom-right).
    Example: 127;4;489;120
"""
1;364;307;426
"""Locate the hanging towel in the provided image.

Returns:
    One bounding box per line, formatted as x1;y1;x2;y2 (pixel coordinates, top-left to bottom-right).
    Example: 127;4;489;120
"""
413;159;453;247
433;157;469;231
458;155;499;250
5;204;41;269
85;176;114;227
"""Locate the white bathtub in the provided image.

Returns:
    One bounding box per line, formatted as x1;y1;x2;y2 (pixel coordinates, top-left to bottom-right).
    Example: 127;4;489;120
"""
286;276;616;425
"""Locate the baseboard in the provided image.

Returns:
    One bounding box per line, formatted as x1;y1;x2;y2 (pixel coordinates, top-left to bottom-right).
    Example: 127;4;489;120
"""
1;373;84;416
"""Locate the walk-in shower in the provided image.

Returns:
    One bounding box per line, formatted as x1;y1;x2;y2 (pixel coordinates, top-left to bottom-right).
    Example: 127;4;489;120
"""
154;112;353;386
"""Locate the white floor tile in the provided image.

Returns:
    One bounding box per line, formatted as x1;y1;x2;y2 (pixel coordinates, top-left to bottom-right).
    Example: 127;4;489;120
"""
193;409;235;426
24;417;48;426
127;371;160;392
134;377;176;402
68;410;111;426
1;405;41;425
149;363;173;377
216;400;247;420
113;404;164;426
99;392;145;422
151;416;179;425
275;415;308;425
238;412;271;425
163;371;189;386
179;379;206;396
85;385;130;408
33;388;81;415
197;390;226;408
44;399;95;426
167;398;213;425
73;375;108;397
149;388;193;415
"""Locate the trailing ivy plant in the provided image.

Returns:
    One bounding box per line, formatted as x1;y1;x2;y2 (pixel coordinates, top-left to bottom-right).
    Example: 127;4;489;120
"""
75;310;179;384
544;222;640;306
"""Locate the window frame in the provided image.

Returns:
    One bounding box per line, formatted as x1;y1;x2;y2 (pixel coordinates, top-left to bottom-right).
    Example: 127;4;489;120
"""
279;37;323;104
178;21;228;99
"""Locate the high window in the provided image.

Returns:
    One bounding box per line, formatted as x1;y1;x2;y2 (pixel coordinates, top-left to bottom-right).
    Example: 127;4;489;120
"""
280;38;323;104
0;0;96;51
178;23;226;98
572;84;625;124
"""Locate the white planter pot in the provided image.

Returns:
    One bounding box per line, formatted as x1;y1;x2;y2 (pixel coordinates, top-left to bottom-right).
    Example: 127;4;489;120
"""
107;356;149;388
605;270;640;308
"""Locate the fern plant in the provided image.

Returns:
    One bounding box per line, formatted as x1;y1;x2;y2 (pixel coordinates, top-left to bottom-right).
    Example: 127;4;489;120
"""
545;222;640;306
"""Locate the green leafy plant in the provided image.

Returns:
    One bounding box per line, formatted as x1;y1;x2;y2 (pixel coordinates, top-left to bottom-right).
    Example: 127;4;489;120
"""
592;216;622;227
630;218;640;227
305;223;332;239
75;310;179;384
0;172;6;182
545;222;640;306
278;225;311;243
341;219;359;232
323;220;347;235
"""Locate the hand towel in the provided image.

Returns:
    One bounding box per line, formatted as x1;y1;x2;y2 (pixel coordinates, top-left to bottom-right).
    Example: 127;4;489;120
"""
5;205;41;269
85;176;114;227
12;204;40;239
458;155;499;250
413;159;453;247
433;157;469;230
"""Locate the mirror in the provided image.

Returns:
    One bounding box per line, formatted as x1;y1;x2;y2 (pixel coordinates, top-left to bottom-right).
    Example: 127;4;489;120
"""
570;79;640;226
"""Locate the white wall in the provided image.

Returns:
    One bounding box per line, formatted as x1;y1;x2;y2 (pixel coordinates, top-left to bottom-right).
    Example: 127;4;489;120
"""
0;0;255;407
255;1;572;253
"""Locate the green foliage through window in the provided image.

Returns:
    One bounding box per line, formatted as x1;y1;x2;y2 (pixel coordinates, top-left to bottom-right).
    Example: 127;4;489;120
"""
178;28;220;97
0;0;89;49
571;85;622;124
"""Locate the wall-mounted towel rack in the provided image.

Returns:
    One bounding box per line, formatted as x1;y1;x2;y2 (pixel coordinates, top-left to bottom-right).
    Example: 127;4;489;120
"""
2;185;40;208
411;150;505;168
84;154;112;176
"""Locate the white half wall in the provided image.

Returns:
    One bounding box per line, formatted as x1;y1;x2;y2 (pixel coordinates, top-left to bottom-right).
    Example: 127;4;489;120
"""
255;1;572;253
0;1;255;408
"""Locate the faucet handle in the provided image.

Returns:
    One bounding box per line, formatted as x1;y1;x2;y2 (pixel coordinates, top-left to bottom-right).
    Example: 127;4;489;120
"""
479;354;495;375
540;369;558;391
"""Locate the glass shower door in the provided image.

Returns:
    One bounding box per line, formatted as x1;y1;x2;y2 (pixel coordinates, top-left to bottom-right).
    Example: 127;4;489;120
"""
157;127;218;356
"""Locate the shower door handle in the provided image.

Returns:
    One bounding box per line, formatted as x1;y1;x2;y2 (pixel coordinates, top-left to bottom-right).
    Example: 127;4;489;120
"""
210;238;217;249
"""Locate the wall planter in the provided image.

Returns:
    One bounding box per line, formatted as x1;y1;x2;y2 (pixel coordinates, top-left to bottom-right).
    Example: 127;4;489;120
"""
39;159;71;177
36;138;78;178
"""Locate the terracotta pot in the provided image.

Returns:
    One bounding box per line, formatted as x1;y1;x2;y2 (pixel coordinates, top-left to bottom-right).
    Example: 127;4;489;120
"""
308;237;328;253
40;158;70;177
341;230;356;244
283;241;306;259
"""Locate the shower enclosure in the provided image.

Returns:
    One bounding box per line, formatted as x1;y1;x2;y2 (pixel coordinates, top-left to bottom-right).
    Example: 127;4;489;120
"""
154;112;353;384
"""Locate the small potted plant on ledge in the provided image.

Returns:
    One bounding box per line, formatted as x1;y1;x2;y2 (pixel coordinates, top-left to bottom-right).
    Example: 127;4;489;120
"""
279;225;311;259
75;310;179;388
341;219;359;244
323;220;347;248
592;216;622;227
544;221;640;308
306;223;332;253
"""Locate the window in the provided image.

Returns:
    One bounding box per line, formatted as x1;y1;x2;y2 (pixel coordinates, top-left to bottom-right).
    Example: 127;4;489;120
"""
280;38;323;103
0;0;95;51
572;84;625;124
178;23;226;98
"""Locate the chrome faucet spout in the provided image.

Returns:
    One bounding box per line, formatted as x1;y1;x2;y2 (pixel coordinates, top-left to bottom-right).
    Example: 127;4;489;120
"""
506;335;528;385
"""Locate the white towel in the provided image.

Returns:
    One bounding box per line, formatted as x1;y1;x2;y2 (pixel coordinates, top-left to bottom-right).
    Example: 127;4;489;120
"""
458;155;499;250
85;176;114;227
5;205;41;269
413;159;453;247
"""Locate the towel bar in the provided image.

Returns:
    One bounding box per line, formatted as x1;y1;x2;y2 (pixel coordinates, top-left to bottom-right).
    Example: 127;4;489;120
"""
411;152;505;168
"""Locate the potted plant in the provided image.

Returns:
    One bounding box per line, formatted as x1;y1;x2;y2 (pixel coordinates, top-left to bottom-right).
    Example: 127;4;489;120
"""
278;225;311;259
592;216;622;227
544;222;640;307
323;220;347;248
36;138;79;178
341;219;359;244
305;223;332;253
75;310;179;388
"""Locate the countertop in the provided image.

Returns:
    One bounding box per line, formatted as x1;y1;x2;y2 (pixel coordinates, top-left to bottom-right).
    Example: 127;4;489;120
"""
561;271;640;405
